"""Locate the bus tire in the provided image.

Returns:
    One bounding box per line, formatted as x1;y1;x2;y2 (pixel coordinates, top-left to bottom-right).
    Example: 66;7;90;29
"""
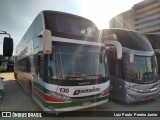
29;81;33;100
14;72;17;79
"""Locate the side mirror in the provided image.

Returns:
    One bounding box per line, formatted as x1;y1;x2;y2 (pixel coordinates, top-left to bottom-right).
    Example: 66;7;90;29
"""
43;29;52;54
0;77;4;80
104;40;122;59
3;37;13;56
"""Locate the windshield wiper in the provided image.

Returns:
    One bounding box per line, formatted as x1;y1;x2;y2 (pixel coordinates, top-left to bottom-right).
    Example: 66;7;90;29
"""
65;76;86;80
85;74;103;77
86;74;103;76
65;73;103;80
84;74;103;79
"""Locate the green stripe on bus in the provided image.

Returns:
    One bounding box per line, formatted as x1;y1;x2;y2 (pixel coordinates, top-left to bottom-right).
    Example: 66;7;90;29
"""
34;93;109;109
33;82;48;93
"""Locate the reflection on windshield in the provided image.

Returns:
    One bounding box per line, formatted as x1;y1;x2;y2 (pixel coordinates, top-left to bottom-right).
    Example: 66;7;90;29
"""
48;44;106;80
102;29;153;51
125;55;158;83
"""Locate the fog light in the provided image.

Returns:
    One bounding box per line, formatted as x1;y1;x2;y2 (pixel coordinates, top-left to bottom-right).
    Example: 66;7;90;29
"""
48;106;55;110
146;96;153;100
102;90;110;96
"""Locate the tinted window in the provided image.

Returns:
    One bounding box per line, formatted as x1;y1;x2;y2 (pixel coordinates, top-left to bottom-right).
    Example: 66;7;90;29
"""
107;50;123;78
17;57;30;72
33;15;43;37
44;11;99;42
16;15;43;55
102;29;153;51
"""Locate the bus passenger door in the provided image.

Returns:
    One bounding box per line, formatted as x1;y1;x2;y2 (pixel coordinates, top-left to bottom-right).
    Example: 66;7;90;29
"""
38;54;48;82
107;50;123;100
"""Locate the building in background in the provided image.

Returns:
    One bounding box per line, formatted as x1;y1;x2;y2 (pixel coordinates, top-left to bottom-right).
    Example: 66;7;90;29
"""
109;0;160;34
134;0;160;33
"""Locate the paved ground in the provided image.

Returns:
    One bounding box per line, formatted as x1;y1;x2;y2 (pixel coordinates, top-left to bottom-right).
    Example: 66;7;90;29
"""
0;72;40;111
0;72;160;120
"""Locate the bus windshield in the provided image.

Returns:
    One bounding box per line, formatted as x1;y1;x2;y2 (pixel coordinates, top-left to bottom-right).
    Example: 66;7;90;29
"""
48;44;107;80
44;11;99;42
125;55;158;83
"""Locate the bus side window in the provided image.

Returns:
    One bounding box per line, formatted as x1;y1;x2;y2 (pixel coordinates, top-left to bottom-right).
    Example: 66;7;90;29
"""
38;55;41;74
33;54;42;79
33;14;43;37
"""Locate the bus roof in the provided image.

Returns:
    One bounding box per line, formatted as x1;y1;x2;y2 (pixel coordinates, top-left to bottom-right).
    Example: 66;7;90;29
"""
42;10;95;24
101;28;153;52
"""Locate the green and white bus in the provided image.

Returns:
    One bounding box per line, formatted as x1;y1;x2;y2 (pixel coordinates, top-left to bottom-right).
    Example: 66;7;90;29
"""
14;10;113;112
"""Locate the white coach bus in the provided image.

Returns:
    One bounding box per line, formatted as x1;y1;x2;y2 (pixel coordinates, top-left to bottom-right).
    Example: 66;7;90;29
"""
14;10;116;112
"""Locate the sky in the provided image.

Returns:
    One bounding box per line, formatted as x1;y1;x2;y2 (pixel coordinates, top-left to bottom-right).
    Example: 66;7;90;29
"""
0;0;144;54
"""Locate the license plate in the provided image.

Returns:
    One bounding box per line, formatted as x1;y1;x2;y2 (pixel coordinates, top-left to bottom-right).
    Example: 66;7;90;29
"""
82;101;91;106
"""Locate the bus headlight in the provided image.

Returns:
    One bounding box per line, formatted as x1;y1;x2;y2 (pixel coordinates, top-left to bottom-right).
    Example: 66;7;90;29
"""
48;91;70;101
101;88;110;96
124;85;139;92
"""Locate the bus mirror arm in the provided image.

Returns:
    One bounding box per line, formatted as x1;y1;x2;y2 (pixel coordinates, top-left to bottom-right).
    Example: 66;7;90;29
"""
123;47;134;63
104;41;122;59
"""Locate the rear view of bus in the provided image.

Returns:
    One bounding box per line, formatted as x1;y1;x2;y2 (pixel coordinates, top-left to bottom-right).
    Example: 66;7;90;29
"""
100;28;160;103
14;11;110;112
